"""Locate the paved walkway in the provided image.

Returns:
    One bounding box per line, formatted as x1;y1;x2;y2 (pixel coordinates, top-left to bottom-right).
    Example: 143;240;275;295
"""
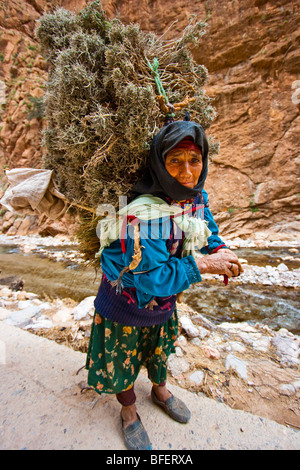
0;322;299;450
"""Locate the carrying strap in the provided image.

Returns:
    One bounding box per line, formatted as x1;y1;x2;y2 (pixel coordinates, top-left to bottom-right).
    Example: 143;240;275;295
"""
120;204;198;254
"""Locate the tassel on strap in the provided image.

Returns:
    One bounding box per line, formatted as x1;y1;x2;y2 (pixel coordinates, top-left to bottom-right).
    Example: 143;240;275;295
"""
117;220;143;293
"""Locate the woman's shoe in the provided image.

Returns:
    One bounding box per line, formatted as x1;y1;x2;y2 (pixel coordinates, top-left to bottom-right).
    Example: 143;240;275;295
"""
121;412;152;450
151;388;191;424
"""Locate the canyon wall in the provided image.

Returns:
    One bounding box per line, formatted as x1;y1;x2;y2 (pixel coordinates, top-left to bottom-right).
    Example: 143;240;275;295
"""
0;0;299;240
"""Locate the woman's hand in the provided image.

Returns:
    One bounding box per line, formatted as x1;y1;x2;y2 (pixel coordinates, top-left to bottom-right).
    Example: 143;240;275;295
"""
196;250;244;278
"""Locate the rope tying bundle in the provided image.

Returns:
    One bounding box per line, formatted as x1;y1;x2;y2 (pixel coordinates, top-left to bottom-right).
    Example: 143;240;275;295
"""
146;57;195;124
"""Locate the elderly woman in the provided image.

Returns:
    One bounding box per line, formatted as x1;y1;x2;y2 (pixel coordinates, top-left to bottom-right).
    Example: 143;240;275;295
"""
86;119;243;450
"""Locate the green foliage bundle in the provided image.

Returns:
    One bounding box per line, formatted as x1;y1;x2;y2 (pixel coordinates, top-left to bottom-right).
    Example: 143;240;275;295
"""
35;1;218;261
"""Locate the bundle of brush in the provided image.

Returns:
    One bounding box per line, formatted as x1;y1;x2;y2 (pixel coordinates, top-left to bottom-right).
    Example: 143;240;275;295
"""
35;1;218;264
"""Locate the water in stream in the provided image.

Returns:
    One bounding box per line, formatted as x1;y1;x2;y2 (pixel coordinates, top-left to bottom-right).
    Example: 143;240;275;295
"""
0;243;299;334
0;244;100;301
185;282;300;334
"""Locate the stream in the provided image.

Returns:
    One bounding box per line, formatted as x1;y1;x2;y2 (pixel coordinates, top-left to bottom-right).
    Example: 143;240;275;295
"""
0;240;299;334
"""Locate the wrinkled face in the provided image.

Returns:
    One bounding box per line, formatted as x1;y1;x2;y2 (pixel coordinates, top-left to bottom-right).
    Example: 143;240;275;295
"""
165;148;203;189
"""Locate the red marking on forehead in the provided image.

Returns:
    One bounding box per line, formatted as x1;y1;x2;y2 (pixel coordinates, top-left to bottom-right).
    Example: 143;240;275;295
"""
171;137;202;154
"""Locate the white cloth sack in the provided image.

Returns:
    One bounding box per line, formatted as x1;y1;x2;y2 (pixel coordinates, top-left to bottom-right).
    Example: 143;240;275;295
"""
0;168;67;220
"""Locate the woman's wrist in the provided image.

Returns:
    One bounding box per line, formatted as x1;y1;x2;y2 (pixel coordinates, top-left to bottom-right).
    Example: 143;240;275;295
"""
182;256;202;284
195;257;208;274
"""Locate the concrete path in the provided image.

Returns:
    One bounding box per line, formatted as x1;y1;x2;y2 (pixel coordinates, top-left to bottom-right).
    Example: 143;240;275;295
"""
0;322;299;451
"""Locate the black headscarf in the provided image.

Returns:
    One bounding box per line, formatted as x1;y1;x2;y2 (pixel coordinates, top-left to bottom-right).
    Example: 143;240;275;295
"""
130;120;209;202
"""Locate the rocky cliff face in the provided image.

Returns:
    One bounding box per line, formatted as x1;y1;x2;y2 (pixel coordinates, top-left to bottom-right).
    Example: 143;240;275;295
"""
0;0;299;240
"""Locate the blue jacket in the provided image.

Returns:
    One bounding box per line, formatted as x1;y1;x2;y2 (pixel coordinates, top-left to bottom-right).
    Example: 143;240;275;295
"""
94;190;226;326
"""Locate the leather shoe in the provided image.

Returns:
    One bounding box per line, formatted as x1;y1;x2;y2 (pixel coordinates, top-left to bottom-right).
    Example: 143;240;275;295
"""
121;412;152;450
151;388;191;423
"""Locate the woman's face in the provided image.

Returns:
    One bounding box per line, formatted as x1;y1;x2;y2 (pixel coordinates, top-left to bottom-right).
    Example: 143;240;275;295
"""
165;148;203;189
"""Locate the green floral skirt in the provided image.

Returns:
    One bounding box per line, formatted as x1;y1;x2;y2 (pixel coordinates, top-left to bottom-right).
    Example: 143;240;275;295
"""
86;309;178;395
